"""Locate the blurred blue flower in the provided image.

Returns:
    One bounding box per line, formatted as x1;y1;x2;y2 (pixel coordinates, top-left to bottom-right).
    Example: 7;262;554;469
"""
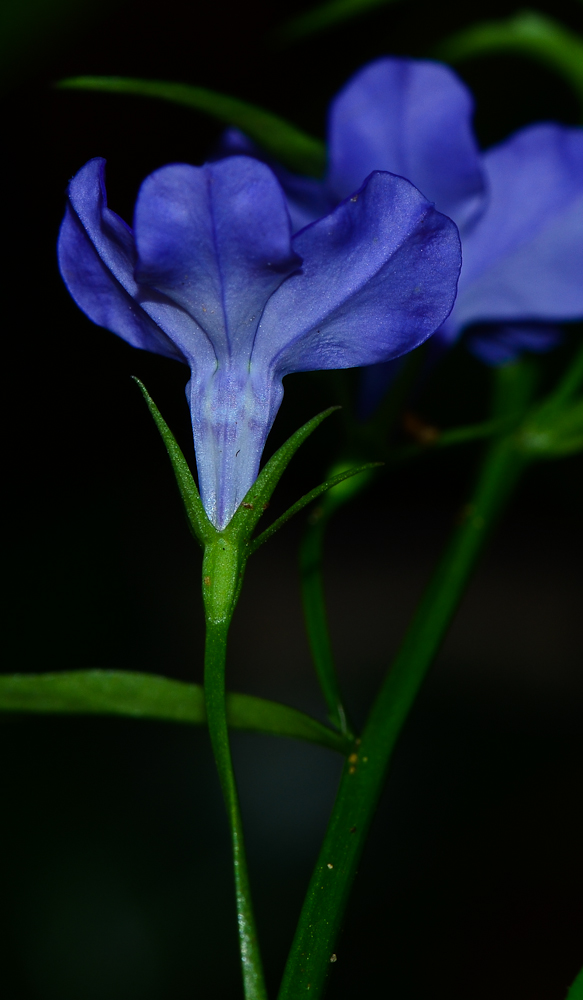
59;156;460;528
225;58;583;366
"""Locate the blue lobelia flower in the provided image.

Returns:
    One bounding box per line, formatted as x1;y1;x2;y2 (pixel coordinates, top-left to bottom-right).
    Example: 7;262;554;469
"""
58;155;461;528
225;58;583;367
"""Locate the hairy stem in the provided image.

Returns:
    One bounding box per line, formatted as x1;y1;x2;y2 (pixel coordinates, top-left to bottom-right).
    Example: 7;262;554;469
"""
204;620;267;1000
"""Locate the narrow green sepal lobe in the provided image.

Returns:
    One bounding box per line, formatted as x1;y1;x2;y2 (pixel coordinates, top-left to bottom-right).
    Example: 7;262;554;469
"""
225;407;341;546
133;378;216;547
249;461;382;554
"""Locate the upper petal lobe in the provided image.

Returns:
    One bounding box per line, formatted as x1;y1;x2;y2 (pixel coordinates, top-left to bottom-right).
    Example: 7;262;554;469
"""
133;157;302;362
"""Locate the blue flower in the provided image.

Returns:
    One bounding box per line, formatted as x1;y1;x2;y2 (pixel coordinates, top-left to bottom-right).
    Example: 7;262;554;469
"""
226;58;583;366
58;155;460;528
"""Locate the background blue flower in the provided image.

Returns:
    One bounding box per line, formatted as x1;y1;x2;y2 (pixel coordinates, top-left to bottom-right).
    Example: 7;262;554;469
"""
225;57;583;366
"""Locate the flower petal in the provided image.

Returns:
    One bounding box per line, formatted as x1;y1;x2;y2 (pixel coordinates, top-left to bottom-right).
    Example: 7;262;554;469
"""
58;158;185;362
453;124;583;331
327;58;486;230
253;171;461;377
215;128;334;232
133;157;302;362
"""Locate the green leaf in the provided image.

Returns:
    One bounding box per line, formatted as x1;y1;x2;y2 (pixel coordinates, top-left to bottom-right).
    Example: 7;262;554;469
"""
435;11;583;117
225;407;340;545
0;670;352;755
249;462;380;554
57;75;326;177
133;378;215;547
271;0;401;44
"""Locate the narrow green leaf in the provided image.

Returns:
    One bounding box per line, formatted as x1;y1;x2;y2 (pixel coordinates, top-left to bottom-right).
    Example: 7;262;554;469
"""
271;0;401;44
57;75;326;177
133;378;215;547
0;670;352;755
249;462;380;554
568;965;583;1000
226;407;340;544
435;12;583;116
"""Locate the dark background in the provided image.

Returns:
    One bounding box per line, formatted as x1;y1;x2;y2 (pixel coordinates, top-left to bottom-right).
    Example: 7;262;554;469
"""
1;0;582;997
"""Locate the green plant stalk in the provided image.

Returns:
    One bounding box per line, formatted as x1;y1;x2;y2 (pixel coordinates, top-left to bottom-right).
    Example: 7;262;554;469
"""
298;346;430;738
200;530;268;1000
204;615;267;1000
278;433;529;999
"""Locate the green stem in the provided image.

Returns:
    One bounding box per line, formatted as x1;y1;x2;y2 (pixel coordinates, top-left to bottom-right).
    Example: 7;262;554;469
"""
300;512;353;738
204;620;267;1000
298;347;430;738
278;433;529;999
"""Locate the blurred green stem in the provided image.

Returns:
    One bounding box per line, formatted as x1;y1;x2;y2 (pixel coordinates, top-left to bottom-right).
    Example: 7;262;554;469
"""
278;364;535;999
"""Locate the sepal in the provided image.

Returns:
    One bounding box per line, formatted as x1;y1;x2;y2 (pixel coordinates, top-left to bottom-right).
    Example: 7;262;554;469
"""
249;461;382;553
224;406;341;546
133;378;216;547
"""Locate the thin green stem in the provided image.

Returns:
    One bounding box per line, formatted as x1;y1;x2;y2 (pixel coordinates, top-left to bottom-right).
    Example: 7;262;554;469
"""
204;621;267;1000
388;413;516;464
298;347;430;738
300;512;354;738
278;432;529;999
